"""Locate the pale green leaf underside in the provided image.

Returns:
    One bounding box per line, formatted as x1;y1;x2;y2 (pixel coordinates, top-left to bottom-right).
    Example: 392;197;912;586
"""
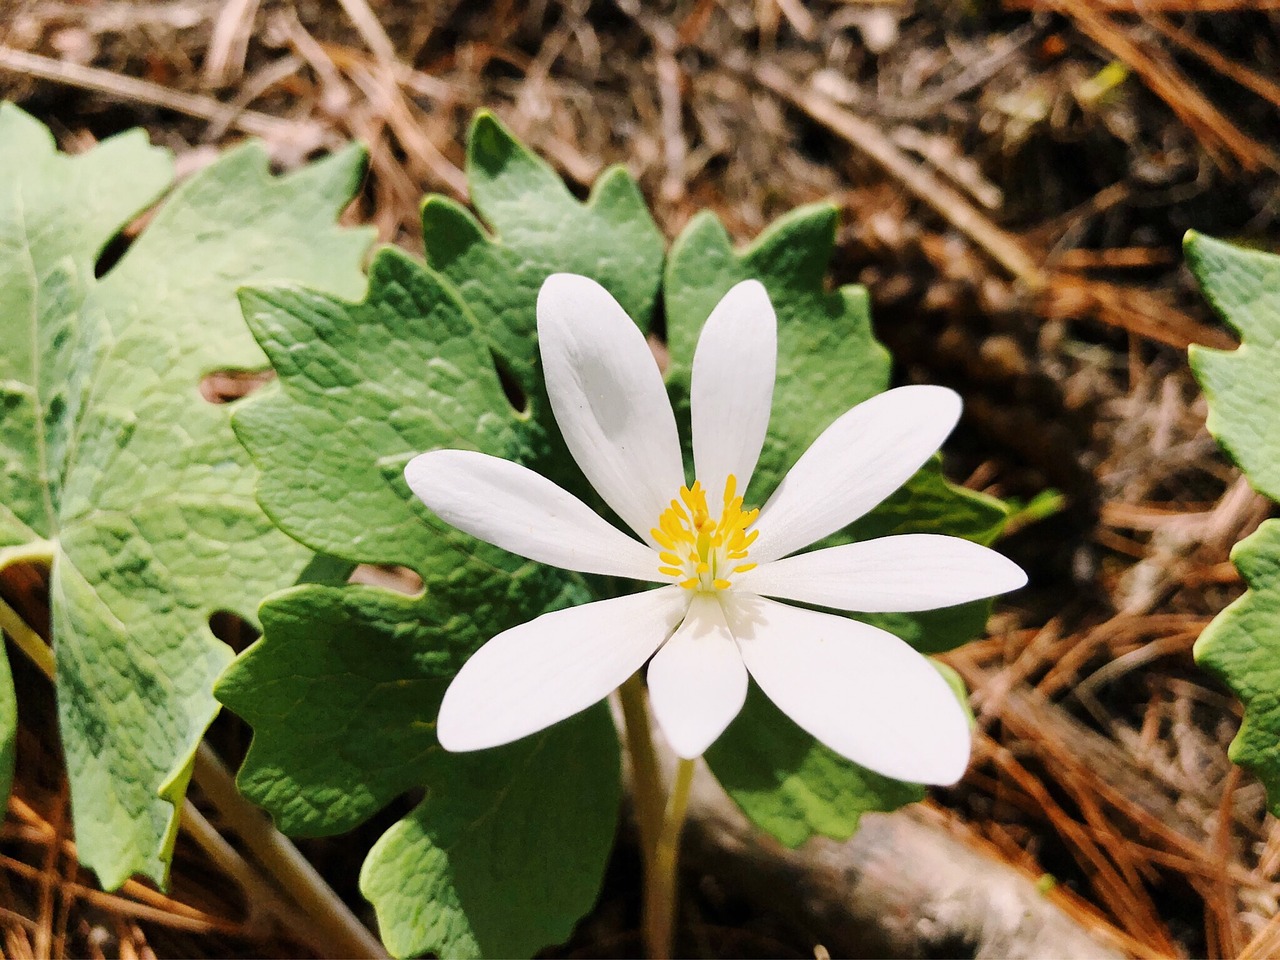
1188;233;1280;810
1195;521;1280;810
0;103;371;888
1188;233;1280;503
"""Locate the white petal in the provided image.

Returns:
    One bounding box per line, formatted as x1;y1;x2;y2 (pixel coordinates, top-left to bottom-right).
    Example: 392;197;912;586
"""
647;594;748;759
723;593;971;784
405;449;663;581
737;534;1027;612
537;274;684;543
437;587;690;751
691;280;777;515
749;386;962;564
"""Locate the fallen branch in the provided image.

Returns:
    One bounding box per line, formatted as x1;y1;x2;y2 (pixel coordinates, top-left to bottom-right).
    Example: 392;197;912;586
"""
680;760;1130;959
0;46;327;161
754;62;1049;291
620;692;1129;959
1036;0;1280;173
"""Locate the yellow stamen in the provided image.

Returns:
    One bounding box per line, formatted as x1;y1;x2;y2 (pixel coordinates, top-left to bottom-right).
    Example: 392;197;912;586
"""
654;474;759;592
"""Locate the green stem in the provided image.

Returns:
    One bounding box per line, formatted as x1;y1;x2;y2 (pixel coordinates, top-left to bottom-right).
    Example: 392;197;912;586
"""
179;798;318;941
618;672;695;959
619;672;664;860
644;757;695;960
0;540;56;679
193;745;388;958
0;595;55;679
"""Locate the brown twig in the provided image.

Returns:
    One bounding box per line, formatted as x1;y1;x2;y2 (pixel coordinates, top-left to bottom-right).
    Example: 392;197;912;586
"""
754;62;1049;290
1005;0;1280;10
0;45;325;153
1037;0;1280;173
1150;16;1280;112
203;0;261;87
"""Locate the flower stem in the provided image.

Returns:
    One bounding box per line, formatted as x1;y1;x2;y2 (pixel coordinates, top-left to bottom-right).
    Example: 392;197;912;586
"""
618;672;695;959
644;756;695;960
619;672;664;859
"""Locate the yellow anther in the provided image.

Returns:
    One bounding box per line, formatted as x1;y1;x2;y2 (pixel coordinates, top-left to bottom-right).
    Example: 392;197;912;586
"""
655;473;759;592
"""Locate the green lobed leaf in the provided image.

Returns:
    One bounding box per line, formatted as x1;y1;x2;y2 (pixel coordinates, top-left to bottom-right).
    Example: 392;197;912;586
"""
1188;233;1280;502
219;115;665;956
359;708;619;960
420;111;664;490
0;103;371;888
1194;521;1280;810
664;205;887;502
215;585;451;837
1187;233;1280;809
665;205;1009;844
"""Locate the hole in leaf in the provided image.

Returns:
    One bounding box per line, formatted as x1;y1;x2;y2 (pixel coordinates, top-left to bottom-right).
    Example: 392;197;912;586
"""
647;333;670;376
93;229;133;279
199;369;276;404
91;203;158;279
208;611;259;653
347;565;424;595
489;349;528;414
647;290;668;343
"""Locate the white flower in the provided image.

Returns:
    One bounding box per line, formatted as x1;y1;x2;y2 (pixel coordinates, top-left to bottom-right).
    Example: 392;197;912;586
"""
405;274;1026;785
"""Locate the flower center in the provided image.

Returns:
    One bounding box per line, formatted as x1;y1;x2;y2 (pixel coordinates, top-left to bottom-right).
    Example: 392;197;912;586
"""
651;474;758;592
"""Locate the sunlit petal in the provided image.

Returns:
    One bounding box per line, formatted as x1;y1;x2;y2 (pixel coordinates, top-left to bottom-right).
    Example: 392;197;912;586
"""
737;534;1026;612
437;587;691;751
405;449;662;581
723;593;971;785
749;386;962;563
647;594;748;759
538;273;684;543
691;280;777;516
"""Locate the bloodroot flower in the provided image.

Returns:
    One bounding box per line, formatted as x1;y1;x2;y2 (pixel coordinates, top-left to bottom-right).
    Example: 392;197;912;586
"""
405;274;1025;784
